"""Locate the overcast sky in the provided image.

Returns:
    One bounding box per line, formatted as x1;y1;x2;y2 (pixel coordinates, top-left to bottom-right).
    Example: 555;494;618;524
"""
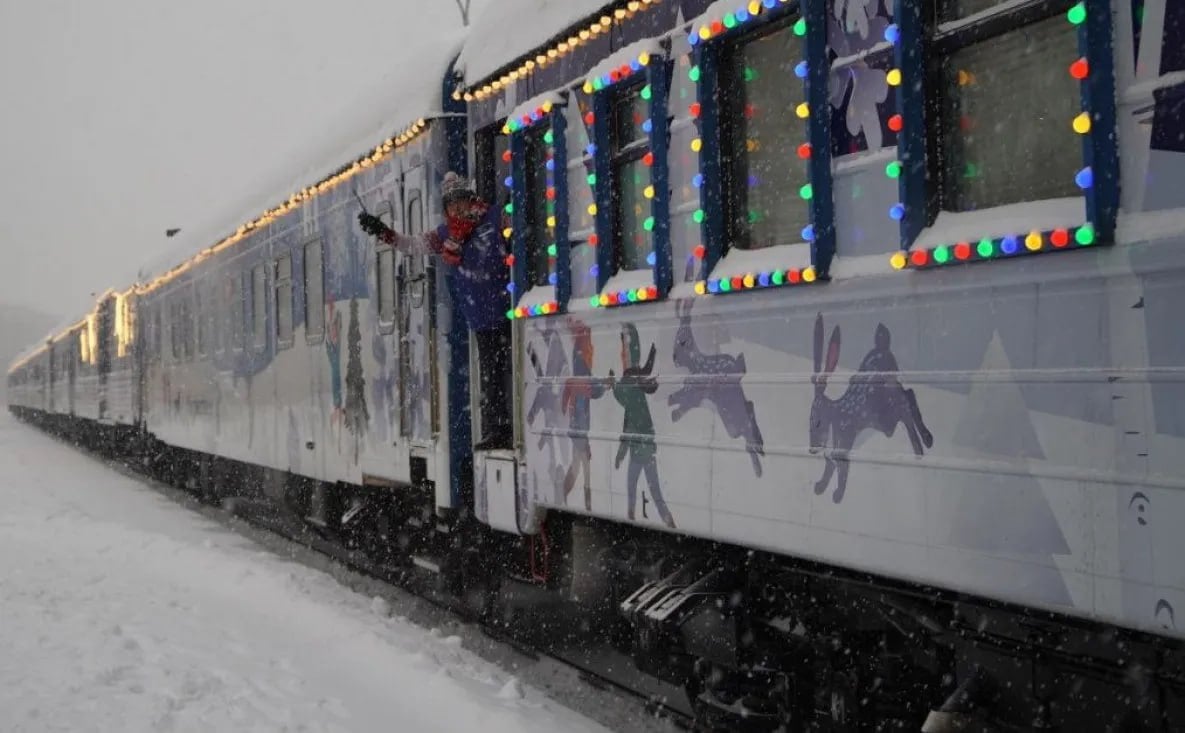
0;0;487;321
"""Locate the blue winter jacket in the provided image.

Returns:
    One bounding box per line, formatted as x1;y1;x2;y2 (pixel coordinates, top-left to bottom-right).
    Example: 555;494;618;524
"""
432;206;509;332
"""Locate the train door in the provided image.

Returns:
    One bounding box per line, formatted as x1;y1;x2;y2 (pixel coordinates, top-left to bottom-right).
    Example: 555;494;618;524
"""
399;165;440;456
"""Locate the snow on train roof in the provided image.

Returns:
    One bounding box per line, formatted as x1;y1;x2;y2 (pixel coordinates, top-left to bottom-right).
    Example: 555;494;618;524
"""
131;27;466;295
458;0;615;85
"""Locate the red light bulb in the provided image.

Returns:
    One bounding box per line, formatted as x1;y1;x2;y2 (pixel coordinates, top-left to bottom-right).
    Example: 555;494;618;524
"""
888;115;903;132
797;143;811;159
954;242;971;260
910;249;929;267
1051;229;1069;247
1069;58;1089;80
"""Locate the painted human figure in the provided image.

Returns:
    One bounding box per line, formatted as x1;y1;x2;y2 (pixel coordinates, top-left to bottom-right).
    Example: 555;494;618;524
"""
610;323;675;529
560;318;605;510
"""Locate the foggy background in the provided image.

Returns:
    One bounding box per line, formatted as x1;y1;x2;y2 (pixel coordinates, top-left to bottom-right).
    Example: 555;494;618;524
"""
0;0;487;369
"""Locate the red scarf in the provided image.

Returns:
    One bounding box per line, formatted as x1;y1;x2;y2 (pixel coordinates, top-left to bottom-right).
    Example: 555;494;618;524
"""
445;200;489;243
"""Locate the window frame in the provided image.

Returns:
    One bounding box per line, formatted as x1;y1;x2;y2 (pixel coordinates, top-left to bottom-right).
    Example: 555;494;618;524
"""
690;0;835;289
890;0;1119;264
583;48;672;309
303;237;326;345
251;262;267;351
274;252;294;350
508;104;570;316
374;200;397;335
718;15;812;254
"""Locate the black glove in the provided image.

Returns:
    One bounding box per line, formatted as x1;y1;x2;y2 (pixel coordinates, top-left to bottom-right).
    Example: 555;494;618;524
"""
358;212;387;237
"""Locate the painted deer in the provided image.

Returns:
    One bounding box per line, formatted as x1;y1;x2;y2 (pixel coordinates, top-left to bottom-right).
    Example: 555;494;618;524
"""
810;313;933;503
668;299;765;477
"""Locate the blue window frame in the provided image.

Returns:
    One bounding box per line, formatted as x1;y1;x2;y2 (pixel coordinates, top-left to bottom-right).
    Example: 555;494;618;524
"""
586;48;671;308
688;0;834;293
890;0;1118;269
507;103;569;318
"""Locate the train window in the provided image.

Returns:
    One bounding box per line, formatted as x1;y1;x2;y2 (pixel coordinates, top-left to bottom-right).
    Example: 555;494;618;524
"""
376;246;396;327
522;124;552;288
226;271;245;353
406;193;423;237
927;1;1081;215
719;17;809;251
195;286;209;358
304;239;325;343
610;83;652;272
275;254;293;347
251;263;266;349
475;122;510;208
563;98;598;300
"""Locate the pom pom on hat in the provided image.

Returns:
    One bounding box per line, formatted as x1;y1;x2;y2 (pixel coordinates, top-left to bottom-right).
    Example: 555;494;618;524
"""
441;171;477;205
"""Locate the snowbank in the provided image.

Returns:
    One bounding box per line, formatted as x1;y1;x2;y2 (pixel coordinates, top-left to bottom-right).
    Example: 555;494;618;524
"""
0;415;608;733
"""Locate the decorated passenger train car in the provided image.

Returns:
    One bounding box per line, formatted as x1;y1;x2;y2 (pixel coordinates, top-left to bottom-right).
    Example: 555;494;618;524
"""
460;0;1185;728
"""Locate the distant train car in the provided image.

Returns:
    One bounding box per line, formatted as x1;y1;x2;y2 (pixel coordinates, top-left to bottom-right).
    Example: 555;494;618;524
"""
9;0;1185;730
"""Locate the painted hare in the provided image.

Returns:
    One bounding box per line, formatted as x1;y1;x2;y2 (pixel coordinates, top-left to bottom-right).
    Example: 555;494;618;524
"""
810;313;933;503
669;299;765;476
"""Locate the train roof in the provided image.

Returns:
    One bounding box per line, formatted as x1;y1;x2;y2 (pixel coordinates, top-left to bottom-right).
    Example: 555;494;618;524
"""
458;0;617;87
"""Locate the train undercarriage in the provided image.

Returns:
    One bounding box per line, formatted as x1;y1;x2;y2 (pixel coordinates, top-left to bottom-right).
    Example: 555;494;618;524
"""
13;407;1185;732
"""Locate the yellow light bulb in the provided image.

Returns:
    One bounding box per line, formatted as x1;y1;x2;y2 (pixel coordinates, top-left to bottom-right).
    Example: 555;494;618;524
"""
587;203;598;216
748;0;761;14
1072;112;1091;134
796;102;810;118
694;281;706;295
803;267;817;282
886;69;902;86
1025;231;1043;251
691;138;703;152
643;185;655;199
889;252;906;270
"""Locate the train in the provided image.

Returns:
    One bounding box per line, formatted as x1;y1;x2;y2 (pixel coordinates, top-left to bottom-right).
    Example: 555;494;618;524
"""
9;0;1185;729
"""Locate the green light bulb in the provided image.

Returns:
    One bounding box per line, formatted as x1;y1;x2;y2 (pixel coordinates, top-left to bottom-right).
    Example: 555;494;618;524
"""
547;243;557;257
1067;2;1086;24
693;209;705;223
587;173;596;186
1076;224;1095;245
886;161;902;179
933;246;950;264
689;66;701;82
976;238;994;258
504;203;513;214
643;217;655;231
799;183;813;200
543;130;554;144
641;85;652;100
794;18;807;36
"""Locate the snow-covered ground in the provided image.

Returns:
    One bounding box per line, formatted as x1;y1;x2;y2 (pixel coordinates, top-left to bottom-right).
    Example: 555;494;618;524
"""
0;414;612;733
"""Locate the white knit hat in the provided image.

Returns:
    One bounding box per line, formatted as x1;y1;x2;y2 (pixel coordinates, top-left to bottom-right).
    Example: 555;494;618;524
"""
441;171;476;205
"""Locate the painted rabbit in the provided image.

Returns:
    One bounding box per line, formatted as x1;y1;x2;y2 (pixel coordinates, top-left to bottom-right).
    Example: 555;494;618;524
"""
669;299;765;477
809;313;933;503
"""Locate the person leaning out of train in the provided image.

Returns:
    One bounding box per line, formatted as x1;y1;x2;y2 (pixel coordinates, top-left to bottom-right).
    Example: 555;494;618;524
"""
357;172;513;451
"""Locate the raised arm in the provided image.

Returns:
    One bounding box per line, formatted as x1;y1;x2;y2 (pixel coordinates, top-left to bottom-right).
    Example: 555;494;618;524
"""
359;213;442;257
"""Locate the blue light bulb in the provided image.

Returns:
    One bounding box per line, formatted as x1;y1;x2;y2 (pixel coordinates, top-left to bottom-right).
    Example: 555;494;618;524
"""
794;61;808;79
758;272;770;287
590;264;599;278
889;203;905;221
801;224;815;242
884;24;900;44
707;279;720;293
642;119;653;133
586;143;597;156
1075;166;1093;189
548;272;557;285
736;9;750;22
692;173;704;188
506;282;516;293
646;251;657;266
504;176;514;189
1001;235;1019;255
545;159;555;171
